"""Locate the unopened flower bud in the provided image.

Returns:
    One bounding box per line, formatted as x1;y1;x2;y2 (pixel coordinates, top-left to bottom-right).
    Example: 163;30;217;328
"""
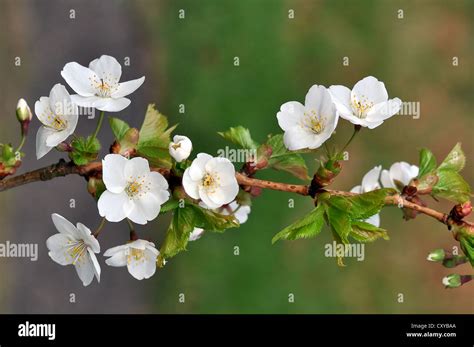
169;135;192;162
16;98;32;137
442;274;473;288
427;249;445;262
16;98;32;123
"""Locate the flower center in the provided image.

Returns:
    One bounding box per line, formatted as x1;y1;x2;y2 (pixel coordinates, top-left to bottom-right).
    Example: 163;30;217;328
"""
201;173;220;193
302;110;325;134
127;248;148;265
66;240;87;265
351;94;373;118
171;142;181;150
89;76;119;98
125;176;151;199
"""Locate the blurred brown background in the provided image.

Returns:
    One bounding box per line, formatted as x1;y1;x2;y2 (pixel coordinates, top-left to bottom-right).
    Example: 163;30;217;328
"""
0;0;472;313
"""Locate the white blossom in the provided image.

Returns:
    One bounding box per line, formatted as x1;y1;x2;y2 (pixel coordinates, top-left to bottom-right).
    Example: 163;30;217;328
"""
169;135;192;162
61;55;145;112
98;154;170;225
182;153;239;209
104;239;159;280
277;85;338;150
46;214;100;286
380;162;419;191
329;76;401;129
35;84;78;159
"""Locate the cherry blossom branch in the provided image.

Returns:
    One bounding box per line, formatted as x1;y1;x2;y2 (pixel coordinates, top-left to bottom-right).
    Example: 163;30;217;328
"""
0;160;472;231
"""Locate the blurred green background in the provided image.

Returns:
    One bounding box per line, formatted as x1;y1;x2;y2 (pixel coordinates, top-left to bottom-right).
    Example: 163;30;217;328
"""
0;0;472;313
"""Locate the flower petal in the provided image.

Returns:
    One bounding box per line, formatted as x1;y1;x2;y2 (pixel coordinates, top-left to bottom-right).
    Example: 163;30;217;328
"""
124;157;151;179
98;191;132;222
94;97;131;112
51;213;79;237
328;85;353;118
61;62;97;96
361;166;382;192
366;98;402;122
76;223;100;253
105;247;128;267
351;76;388;106
112;77;145;98
89;55;122;82
276;101;304;131
35;126;55;159
182;168;200;199
88;249;101;283
380;169;395;188
74;256;96;286
35;97;54;126
365;213;380;227
189;153;212;181
45;129;72;147
102;154;128;193
132;192;163;223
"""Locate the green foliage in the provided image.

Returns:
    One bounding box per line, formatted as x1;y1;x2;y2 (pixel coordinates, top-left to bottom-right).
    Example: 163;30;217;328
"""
418;148;437;178
272;204;325;243
273;189;392;265
158;203;239;265
137;104;177;168
0;143;19;167
69;136;101;165
432;170;470;203
350;221;389;243
458;232;474;268
109;117;130;141
264;134;310;180
417;143;470;203
218;126;258;149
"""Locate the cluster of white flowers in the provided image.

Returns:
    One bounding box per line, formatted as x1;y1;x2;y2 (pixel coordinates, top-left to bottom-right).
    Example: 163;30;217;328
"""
35;55;145;159
277;76;402;151
351;162;419;227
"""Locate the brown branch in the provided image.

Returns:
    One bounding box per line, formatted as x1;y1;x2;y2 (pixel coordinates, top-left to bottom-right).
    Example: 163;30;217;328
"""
0;160;472;230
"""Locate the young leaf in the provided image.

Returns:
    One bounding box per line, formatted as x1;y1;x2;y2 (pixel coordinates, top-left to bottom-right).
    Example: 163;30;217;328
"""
137;104;177;168
350;220;389;243
109;117;130;141
459;234;474;268
159;198;181;214
346;189;393;220
325;204;352;244
438;142;465;172
190;204;239;232
418;148;437;178
265;134;310;180
272;204;325;243
432;170;470;203
218;126;258;149
159;206;196;260
69;136;101;166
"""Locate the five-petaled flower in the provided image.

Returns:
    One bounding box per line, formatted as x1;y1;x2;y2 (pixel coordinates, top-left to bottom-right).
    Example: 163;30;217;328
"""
381;162;419;191
277;85;339;151
104;239;159;280
350;166;382;227
98;154;170;225
183;153;239;209
46;213;101;286
35;84;78;159
329;76;402;129
169;135;193;162
61;55;145;112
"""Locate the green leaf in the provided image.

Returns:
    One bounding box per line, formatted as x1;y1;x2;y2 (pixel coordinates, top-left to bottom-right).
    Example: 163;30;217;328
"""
438;143;465;172
350;221;389;243
69;136;101;166
159;206;196;260
418;148;437;178
0;144;18;167
432;170;470;203
159;199;181;214
109;117;130;141
272;204;325;243
218;126;258;149
265;134;310;180
326;189;392;221
459;234;474;268
189;204;240;232
137;104;177;168
325;204;352;244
